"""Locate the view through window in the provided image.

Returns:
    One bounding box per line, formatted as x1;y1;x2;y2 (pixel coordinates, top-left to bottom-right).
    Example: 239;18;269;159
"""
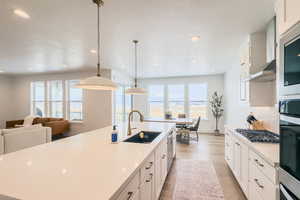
113;86;133;125
147;83;208;119
168;85;185;118
31;80;83;120
148;85;164;118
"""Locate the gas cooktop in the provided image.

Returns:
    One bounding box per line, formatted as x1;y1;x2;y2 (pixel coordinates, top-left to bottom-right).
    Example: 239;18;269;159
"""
235;129;280;143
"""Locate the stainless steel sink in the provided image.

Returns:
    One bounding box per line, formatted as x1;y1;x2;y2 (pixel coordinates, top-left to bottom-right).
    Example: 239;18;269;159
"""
123;131;161;143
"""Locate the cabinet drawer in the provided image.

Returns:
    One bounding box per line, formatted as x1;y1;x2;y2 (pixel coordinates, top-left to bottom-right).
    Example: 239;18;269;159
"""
116;172;140;200
249;160;277;200
249;150;277;184
141;153;155;183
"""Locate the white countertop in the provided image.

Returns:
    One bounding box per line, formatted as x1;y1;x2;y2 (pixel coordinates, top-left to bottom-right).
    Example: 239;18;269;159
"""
225;125;279;167
0;122;174;200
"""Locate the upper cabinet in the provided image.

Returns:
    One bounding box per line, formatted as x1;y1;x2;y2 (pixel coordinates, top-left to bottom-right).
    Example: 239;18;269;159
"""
276;0;300;36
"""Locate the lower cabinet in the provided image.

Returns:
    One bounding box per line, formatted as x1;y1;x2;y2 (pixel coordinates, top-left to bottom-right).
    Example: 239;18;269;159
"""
114;136;169;200
225;128;278;200
155;137;168;200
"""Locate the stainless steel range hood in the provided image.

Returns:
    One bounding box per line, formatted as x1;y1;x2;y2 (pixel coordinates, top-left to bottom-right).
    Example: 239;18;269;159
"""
247;59;276;81
247;17;276;82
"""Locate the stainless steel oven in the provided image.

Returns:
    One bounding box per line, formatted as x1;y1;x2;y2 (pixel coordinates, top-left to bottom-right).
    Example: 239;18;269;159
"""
279;99;300;199
279;22;300;96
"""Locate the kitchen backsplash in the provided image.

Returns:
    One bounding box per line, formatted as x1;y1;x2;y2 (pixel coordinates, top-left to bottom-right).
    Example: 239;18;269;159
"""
251;106;279;133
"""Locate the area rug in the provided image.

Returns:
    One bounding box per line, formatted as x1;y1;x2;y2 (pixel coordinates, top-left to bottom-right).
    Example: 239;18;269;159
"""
173;159;225;200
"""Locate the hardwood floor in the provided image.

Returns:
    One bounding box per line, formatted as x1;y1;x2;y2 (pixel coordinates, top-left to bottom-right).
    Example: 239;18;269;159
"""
160;133;247;200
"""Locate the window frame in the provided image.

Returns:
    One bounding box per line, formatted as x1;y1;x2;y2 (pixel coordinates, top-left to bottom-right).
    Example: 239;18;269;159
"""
146;83;208;120
147;84;165;118
30;80;84;122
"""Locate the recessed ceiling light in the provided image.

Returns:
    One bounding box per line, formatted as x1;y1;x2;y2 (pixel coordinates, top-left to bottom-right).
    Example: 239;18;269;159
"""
14;9;30;19
297;53;300;57
90;49;97;54
191;36;200;41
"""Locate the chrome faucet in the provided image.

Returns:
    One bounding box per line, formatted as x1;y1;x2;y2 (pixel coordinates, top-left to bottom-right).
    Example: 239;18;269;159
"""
128;110;144;136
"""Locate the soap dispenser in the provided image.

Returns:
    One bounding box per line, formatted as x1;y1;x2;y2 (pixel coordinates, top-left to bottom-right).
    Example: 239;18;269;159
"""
111;125;118;144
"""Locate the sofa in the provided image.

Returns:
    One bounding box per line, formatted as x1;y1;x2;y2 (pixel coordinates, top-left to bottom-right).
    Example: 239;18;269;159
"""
6;117;70;136
0;125;51;154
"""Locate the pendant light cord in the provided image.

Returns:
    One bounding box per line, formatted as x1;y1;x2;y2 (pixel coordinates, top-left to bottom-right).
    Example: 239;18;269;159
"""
97;2;101;77
133;40;138;88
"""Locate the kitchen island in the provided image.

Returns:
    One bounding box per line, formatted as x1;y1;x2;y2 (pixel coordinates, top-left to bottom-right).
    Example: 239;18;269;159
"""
0;122;176;200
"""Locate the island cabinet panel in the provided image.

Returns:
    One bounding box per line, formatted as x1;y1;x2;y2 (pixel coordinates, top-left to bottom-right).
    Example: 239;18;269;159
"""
155;137;168;200
140;153;155;200
115;171;140;200
114;135;169;200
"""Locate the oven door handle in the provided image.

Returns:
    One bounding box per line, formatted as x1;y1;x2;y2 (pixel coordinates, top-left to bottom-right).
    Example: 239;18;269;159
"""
280;184;294;200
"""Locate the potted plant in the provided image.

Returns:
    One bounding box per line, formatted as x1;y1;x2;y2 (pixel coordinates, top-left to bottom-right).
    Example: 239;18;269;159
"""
209;92;224;135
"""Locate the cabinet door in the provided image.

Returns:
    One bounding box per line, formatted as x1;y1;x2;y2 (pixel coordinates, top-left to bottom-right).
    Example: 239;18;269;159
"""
140;181;152;200
172;130;176;158
155;144;162;199
239;142;249;198
131;190;140;200
161;138;168;183
233;139;241;179
285;0;300;30
276;0;300;35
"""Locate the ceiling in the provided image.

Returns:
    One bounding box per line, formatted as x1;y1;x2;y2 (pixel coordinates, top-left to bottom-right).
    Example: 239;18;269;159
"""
0;0;276;78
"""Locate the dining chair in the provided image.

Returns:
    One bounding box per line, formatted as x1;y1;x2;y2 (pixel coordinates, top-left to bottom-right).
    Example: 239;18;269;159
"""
176;113;187;129
186;117;201;141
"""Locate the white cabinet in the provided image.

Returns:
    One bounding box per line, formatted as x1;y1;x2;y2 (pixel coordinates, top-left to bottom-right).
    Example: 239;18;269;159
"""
140;154;155;200
276;0;300;36
114;134;170;200
225;128;278;200
115;171;140;200
249;150;278;200
155;137;168;200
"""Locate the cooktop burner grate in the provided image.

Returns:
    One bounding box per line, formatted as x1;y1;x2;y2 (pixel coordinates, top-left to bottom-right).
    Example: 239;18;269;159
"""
235;129;279;143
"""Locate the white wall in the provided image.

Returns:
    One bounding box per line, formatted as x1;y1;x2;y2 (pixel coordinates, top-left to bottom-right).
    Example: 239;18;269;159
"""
11;69;113;135
0;75;14;128
224;64;279;133
133;74;225;133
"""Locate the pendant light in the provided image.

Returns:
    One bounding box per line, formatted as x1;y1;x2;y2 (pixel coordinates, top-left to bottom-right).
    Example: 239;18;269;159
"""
75;0;117;91
125;40;147;95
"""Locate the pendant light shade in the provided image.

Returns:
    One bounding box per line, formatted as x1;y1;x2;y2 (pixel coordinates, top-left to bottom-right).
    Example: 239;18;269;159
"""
75;75;118;90
125;87;147;95
125;40;147;95
75;0;117;91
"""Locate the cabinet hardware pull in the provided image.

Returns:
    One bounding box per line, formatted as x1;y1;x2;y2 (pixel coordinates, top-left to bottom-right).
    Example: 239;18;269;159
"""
254;178;264;189
145;162;153;170
235;142;240;146
127;192;133;200
162;154;166;159
146;173;153;182
254;159;264;167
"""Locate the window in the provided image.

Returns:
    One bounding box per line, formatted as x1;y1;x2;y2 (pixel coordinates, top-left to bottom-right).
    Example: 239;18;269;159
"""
188;84;208;119
31;80;83;121
146;83;208;119
113;86;132;125
48;80;63;118
67;80;83;121
31;81;46;117
124;87;133;121
168;85;185;118
148;85;164;118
